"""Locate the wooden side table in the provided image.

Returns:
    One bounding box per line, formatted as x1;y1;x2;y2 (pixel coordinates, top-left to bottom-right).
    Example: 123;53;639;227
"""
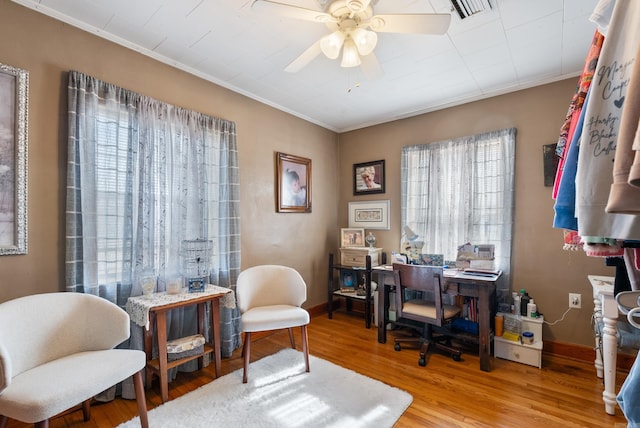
126;285;234;403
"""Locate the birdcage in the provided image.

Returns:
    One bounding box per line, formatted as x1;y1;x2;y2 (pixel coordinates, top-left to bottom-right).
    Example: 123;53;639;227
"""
180;239;212;292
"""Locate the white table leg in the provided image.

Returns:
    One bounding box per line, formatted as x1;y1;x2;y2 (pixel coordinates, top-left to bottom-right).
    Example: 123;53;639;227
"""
593;296;604;378
601;296;618;416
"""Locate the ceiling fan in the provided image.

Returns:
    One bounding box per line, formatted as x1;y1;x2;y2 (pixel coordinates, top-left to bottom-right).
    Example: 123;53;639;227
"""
251;0;451;77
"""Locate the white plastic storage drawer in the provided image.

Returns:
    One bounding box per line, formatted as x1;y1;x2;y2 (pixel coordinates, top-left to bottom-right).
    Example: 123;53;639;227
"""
494;337;542;368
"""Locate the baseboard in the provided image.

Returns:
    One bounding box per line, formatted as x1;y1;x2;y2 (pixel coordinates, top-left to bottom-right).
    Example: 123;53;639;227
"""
543;340;637;372
308;302;330;319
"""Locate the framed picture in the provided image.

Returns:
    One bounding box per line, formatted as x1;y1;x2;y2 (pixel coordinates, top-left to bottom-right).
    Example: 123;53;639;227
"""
188;277;206;293
542;143;558;187
276;152;311;213
340;270;356;290
353;159;385;195
0;63;28;256
418;254;444;266
340;228;365;247
348;200;390;230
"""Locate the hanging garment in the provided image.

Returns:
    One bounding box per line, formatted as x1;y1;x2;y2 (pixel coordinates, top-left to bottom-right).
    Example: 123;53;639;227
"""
605;256;632;295
554;90;591;232
575;0;640;240
606;42;640;213
617;341;640;426
590;0;616;36
552;30;604;199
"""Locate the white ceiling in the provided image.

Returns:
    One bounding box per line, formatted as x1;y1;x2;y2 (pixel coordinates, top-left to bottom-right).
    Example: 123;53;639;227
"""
13;0;599;132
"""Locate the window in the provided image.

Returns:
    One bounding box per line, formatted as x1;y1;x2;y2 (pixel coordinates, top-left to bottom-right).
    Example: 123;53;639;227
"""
66;71;242;370
401;128;515;280
66;72;240;301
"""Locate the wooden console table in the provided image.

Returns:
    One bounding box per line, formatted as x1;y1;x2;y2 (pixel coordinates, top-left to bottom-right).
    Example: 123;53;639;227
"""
126;285;234;403
375;266;500;372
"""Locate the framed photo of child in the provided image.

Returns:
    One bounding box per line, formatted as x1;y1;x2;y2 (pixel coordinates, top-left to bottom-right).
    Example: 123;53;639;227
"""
276;152;311;213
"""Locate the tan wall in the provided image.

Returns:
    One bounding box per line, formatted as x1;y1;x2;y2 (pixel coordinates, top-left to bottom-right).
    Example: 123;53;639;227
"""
0;1;339;307
0;1;611;347
339;81;612;346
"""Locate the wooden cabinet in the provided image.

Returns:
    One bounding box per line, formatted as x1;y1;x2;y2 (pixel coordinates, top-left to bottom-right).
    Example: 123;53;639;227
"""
339;247;383;267
328;252;384;328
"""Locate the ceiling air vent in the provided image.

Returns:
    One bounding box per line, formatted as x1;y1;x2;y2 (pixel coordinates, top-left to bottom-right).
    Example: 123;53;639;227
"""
450;0;492;19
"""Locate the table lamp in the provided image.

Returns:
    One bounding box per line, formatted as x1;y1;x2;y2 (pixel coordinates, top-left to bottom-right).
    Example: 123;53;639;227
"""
401;225;424;264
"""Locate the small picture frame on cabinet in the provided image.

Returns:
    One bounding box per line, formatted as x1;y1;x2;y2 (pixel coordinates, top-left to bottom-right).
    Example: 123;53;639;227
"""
340;228;365;247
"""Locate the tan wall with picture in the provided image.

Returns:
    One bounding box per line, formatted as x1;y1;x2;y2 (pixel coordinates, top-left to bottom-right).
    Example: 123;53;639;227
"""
338;80;613;347
0;0;613;349
0;0;339;308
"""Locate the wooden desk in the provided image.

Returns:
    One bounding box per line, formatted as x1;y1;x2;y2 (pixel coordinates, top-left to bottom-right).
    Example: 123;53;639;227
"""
375;266;500;372
589;275;617;415
126;285;234;403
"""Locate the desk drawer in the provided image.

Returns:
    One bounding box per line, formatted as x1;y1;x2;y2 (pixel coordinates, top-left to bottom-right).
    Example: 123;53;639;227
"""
494;337;542;368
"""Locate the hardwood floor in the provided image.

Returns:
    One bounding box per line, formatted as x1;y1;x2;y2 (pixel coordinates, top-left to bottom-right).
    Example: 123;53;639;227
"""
5;311;632;427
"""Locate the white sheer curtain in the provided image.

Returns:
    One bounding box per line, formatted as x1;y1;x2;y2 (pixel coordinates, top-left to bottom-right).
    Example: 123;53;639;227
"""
401;128;516;287
65;71;241;397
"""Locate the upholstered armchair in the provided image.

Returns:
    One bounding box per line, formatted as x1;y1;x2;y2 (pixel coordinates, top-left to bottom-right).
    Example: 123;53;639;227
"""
0;292;148;428
236;265;310;383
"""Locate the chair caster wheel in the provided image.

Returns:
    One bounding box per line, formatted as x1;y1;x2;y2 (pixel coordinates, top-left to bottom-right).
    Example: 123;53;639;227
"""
452;354;461;362
418;358;426;367
394;343;401;351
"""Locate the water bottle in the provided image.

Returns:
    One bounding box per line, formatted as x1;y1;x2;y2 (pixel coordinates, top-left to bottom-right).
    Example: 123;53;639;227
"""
527;299;537;318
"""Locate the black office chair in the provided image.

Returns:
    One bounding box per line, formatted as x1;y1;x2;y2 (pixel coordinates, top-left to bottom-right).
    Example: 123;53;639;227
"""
393;263;462;366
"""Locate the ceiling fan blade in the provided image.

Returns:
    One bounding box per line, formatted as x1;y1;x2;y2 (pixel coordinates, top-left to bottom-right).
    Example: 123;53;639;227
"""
284;40;322;72
251;0;333;24
369;14;451;35
360;52;383;80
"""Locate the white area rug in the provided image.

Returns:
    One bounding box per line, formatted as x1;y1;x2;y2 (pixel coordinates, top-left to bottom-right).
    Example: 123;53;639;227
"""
119;349;413;428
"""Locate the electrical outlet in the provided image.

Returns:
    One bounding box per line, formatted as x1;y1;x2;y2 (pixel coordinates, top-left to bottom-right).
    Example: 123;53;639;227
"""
569;293;581;309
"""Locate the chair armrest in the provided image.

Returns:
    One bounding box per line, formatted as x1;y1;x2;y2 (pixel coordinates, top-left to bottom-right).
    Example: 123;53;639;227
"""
616;290;640;314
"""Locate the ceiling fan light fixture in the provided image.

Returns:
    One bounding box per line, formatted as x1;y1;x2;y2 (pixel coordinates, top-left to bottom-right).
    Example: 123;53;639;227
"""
346;0;371;13
352;28;377;56
320;30;346;59
341;38;361;68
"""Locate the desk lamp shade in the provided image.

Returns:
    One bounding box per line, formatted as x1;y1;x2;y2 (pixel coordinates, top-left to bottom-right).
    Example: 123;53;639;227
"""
403;225;419;241
402;226;424;263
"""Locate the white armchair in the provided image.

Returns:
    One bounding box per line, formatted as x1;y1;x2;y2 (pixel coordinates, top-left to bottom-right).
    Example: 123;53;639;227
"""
0;292;148;428
236;265;310;383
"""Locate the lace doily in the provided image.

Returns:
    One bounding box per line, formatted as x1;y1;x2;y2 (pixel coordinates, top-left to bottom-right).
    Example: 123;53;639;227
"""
125;284;236;329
